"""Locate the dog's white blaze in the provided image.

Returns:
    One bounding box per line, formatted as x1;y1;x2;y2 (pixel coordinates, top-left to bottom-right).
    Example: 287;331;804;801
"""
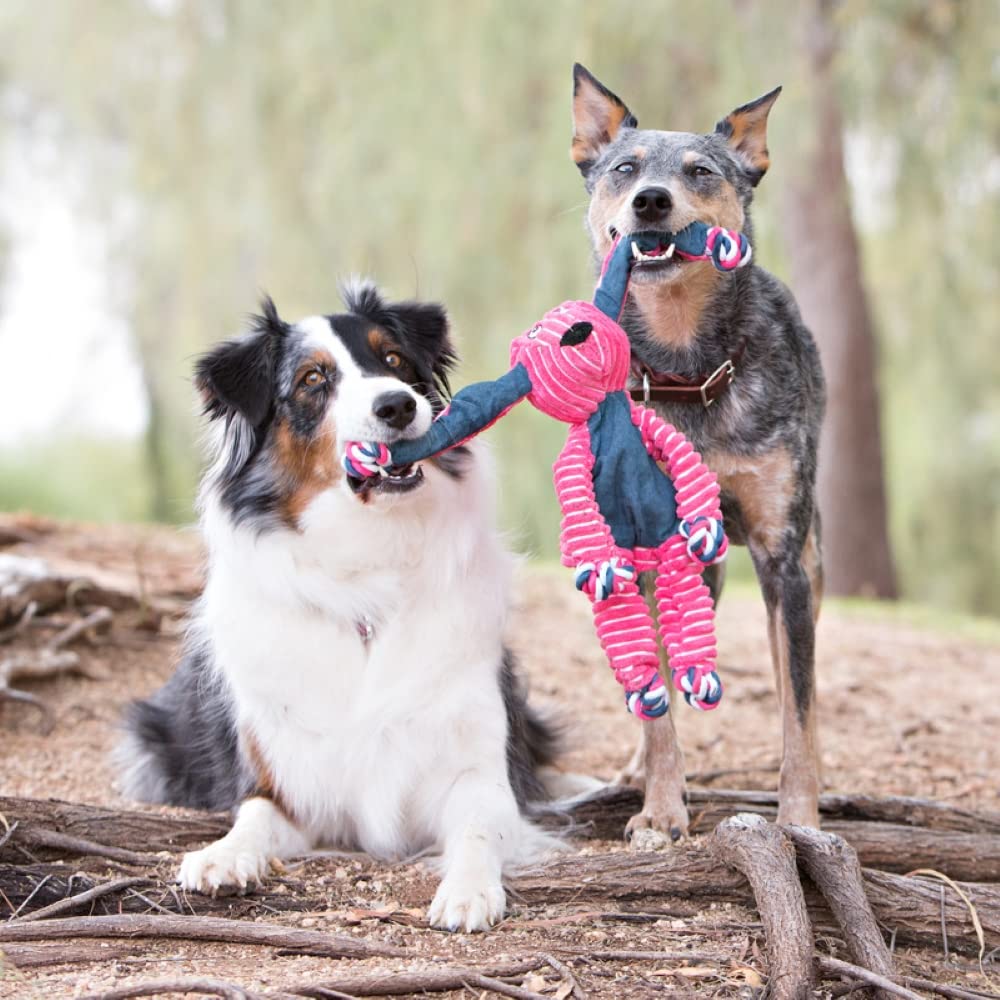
294;315;433;447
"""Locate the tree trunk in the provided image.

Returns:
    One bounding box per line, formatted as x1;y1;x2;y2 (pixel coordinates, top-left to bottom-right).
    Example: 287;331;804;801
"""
779;0;897;598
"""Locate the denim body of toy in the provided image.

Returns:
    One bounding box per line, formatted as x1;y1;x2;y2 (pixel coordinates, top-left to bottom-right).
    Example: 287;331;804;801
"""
344;224;751;720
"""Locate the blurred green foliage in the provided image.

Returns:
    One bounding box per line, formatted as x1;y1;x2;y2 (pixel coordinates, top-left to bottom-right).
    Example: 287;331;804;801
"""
0;0;996;614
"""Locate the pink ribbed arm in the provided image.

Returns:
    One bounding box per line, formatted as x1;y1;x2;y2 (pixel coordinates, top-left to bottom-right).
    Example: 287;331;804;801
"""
555;423;616;567
629;401;723;523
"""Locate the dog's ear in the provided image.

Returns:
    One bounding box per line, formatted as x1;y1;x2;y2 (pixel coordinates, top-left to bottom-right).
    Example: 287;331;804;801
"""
390;301;457;396
571;63;637;175
195;297;286;426
714;86;781;186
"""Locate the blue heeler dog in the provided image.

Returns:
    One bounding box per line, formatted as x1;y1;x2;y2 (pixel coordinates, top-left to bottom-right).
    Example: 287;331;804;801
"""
570;64;825;840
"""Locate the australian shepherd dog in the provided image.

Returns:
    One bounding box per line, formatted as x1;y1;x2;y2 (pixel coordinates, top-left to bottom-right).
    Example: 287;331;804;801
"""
118;282;562;932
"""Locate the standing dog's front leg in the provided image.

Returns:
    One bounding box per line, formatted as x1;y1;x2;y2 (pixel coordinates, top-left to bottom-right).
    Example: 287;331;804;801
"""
624;692;690;847
429;772;519;933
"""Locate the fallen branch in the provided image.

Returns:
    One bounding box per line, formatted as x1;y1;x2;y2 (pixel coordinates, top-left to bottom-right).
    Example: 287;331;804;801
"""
568;950;721;963
543;785;1000;836
8;791;1000;878
0;941;135;969
712;814;814;999
0;601;38;645
0;865;323;919
899;975;1000;1000
538;786;1000;880
0;555;149;626
289;959;545;999
0;913;408;959
16;827;160;866
0;796;228;859
786;824;896;1000
511;846;1000;954
78;979;269;1000
0;650;80;717
817;956;923;1000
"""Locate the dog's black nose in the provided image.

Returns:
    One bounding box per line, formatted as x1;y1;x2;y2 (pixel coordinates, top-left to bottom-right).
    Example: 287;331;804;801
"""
631;186;673;226
373;391;417;430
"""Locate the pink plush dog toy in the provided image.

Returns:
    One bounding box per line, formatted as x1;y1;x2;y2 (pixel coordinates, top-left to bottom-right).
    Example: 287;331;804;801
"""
344;225;748;720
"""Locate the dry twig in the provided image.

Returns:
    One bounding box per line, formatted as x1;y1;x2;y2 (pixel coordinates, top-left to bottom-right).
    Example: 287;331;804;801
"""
10;876;147;924
816;956;923;1000
542;952;587;1000
48;607;113;650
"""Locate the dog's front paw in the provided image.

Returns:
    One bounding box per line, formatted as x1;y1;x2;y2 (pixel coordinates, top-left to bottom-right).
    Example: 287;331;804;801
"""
625;805;690;851
177;839;269;895
428;874;506;933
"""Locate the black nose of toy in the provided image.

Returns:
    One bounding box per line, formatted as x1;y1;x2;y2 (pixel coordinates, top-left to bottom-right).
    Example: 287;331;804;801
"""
631;186;673;226
373;391;417;430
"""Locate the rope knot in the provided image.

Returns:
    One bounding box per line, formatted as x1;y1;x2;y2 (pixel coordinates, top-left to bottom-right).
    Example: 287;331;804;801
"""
679;516;728;564
705;227;752;272
676;666;723;711
574;557;635;602
625;674;669;720
343;441;392;479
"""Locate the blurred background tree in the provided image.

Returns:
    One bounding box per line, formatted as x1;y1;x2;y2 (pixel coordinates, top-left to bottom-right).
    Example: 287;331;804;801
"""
0;0;996;615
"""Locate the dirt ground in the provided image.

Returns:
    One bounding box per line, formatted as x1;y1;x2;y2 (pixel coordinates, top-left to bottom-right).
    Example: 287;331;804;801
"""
1;514;998;999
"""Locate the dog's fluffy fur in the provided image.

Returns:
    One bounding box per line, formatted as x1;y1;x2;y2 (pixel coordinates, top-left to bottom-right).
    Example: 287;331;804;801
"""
118;282;561;931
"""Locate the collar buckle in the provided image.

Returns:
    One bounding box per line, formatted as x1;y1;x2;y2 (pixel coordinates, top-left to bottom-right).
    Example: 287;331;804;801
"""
700;359;736;408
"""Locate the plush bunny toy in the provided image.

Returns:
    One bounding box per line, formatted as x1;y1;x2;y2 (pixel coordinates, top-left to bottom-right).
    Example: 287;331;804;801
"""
344;224;750;720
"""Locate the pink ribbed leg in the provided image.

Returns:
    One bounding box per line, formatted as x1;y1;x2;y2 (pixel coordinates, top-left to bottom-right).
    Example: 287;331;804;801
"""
592;581;667;720
655;534;723;710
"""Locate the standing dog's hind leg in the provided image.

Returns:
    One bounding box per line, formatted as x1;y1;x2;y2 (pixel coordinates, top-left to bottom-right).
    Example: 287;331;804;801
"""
753;530;822;829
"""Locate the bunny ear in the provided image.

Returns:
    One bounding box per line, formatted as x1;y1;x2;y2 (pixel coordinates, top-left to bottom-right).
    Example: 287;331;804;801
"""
560;322;593;347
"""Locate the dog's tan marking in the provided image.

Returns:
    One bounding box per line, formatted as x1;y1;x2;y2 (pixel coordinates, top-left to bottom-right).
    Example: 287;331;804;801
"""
290;349;337;391
587;174;631;250
571;73;633;166
244;730;297;822
630;263;722;351
367;327;398;356
802;521;824;623
717;88;781;182
273;355;341;528
275;420;340;527
679;180;745;232
709;447;796;555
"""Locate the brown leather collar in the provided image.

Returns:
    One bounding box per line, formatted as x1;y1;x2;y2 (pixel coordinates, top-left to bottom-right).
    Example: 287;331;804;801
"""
629;337;748;408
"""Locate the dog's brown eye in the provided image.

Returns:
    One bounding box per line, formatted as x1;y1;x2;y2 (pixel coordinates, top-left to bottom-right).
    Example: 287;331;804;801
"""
384;351;403;369
693;165;714;177
302;370;324;387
